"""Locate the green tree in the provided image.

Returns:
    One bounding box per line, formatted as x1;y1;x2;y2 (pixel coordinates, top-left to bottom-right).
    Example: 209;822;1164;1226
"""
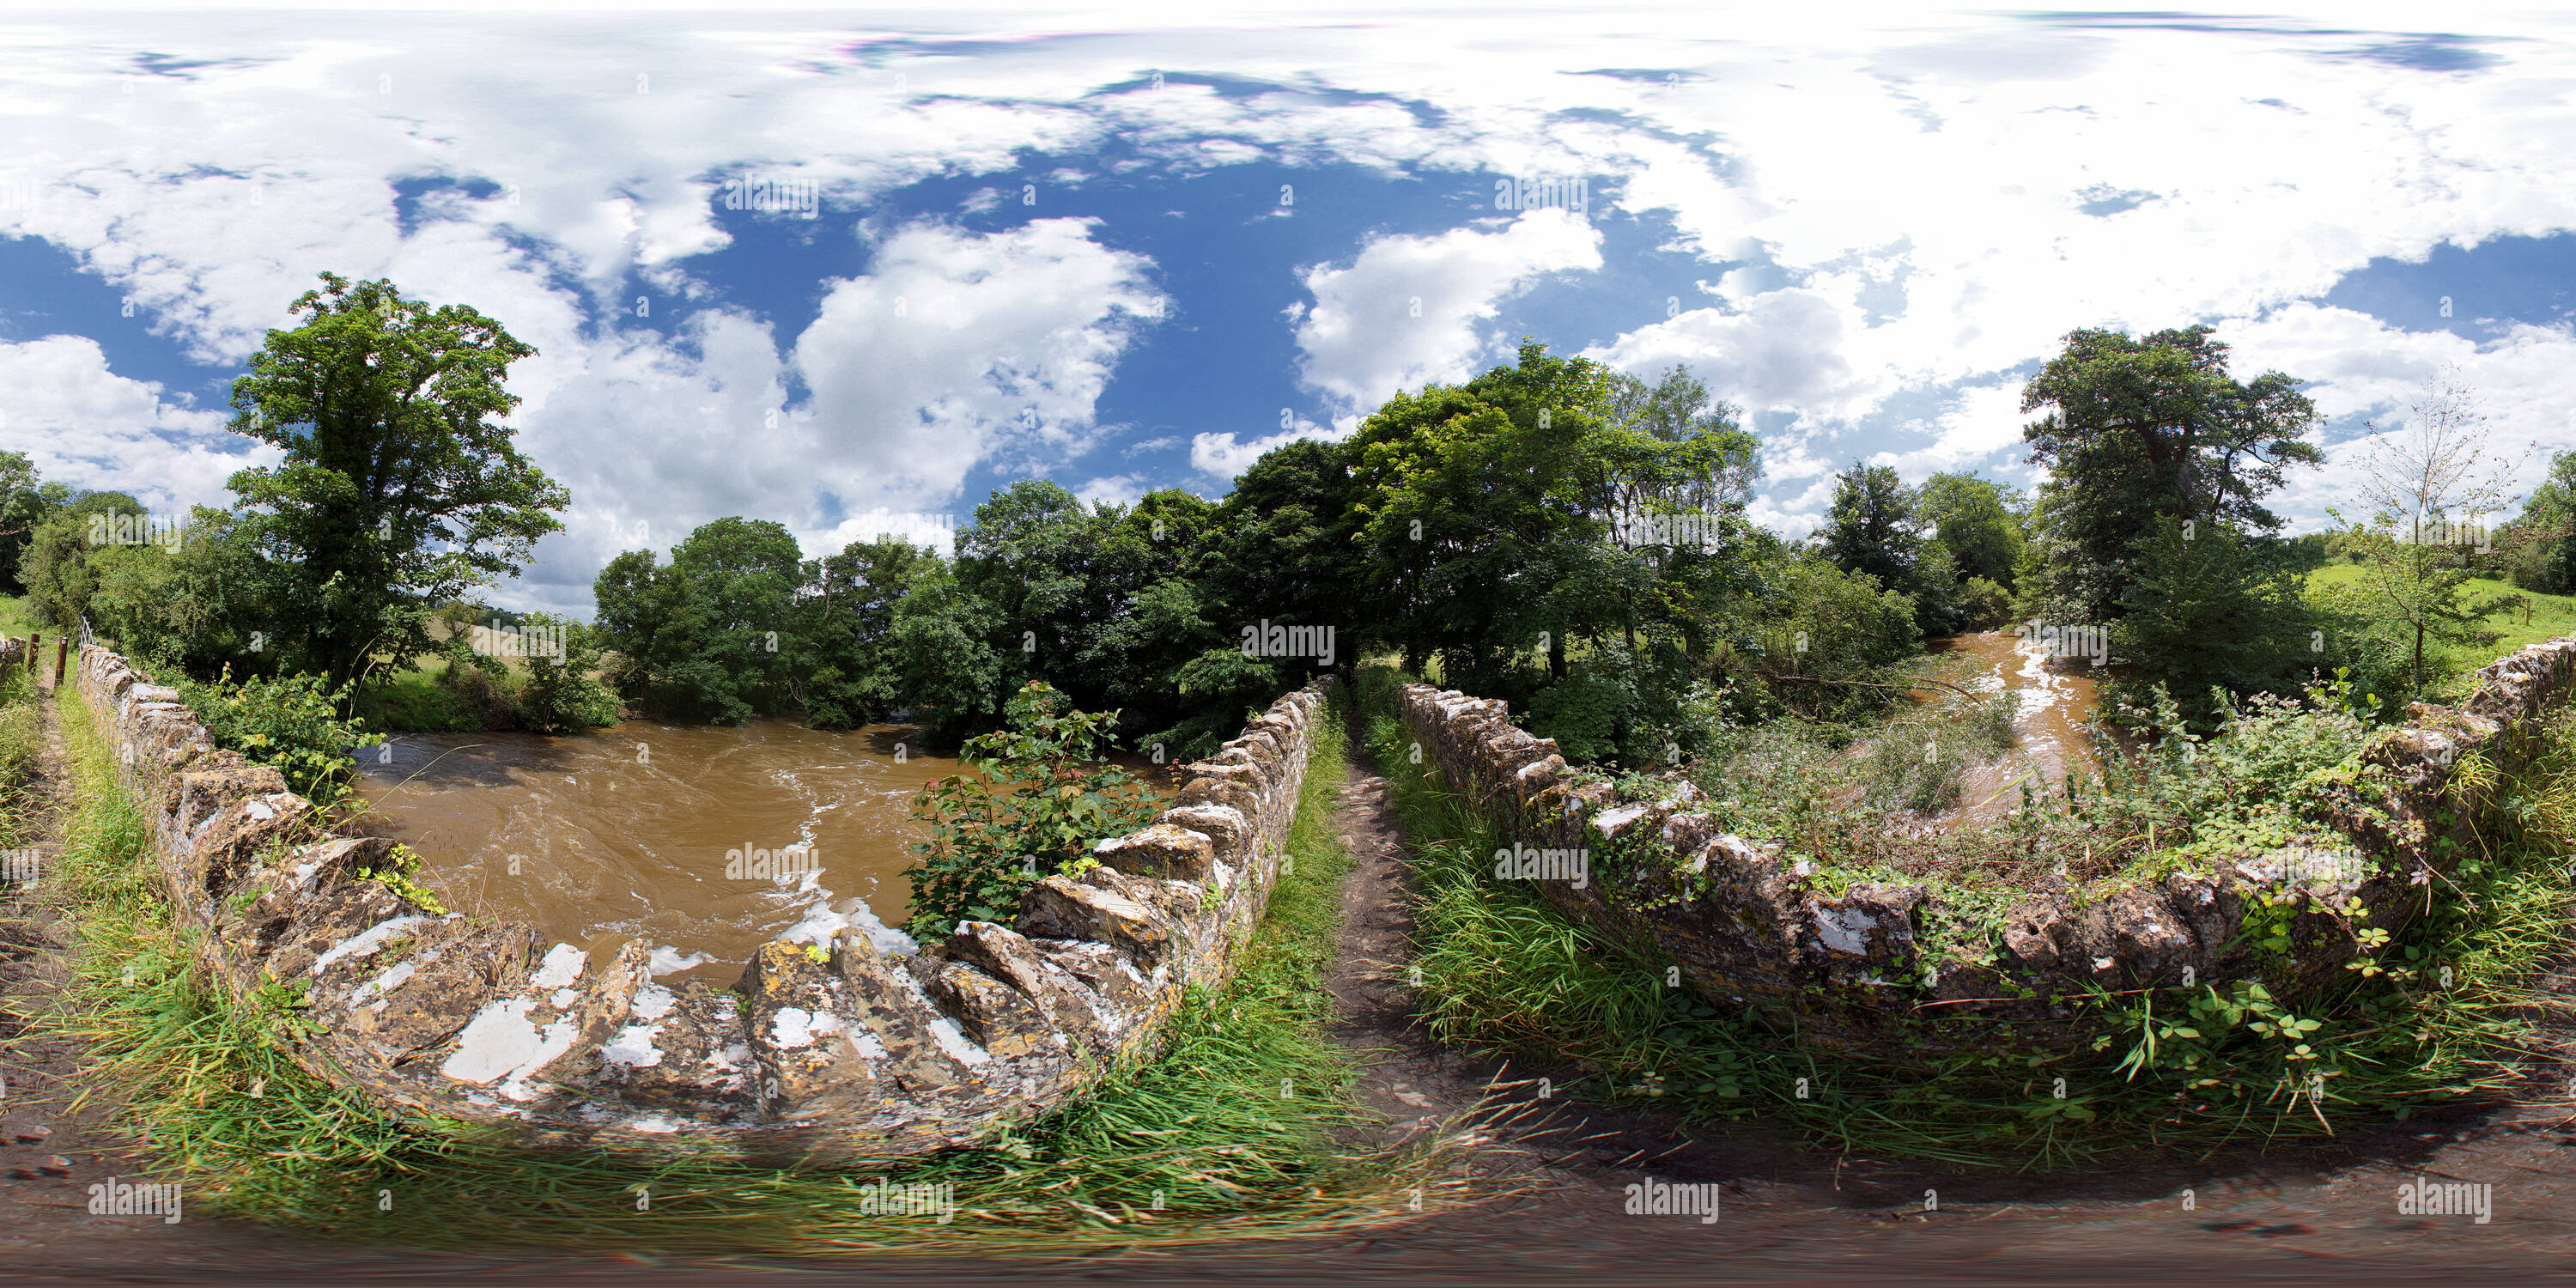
2115;518;2317;727
1818;463;1924;592
514;613;623;734
592;518;805;724
225;273;568;692
2502;449;2576;592
2337;370;2520;693
887;565;1005;739
1916;471;2027;589
799;533;942;730
0;452;70;594
20;490;148;630
1205;440;1362;647
84;505;269;674
2021;325;2321;624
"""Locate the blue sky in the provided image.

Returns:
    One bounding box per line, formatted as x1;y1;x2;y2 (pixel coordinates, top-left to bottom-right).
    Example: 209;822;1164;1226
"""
7;4;2576;617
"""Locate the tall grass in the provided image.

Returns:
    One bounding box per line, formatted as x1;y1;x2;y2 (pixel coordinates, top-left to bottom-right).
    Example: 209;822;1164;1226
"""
44;681;1454;1252
0;662;42;848
1361;664;2560;1170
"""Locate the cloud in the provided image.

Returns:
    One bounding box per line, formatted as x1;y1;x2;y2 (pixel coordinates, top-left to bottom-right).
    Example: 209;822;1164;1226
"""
505;218;1164;615
1189;414;1341;483
793;218;1165;507
1861;381;2035;480
0;334;270;511
1293;208;1602;413
1589;285;1881;419
2221;303;2576;529
13;9;2576;584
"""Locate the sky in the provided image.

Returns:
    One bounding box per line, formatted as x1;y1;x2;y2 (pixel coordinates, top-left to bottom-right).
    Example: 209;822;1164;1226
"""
6;3;2576;617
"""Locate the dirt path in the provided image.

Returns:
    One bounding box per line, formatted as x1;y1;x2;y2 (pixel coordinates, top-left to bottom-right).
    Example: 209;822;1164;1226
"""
0;699;2570;1284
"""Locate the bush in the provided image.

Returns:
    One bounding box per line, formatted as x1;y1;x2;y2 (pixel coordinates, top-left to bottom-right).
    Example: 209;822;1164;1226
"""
1524;641;1698;769
1955;576;2014;631
901;682;1158;940
182;666;383;808
515;614;621;735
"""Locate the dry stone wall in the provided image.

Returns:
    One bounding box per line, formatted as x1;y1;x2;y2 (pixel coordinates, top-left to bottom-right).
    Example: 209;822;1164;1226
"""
63;640;1330;1161
1399;639;2576;1060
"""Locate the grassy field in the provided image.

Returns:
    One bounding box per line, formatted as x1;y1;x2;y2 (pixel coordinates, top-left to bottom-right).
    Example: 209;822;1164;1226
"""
43;680;1452;1252
2306;564;2576;659
0;592;39;641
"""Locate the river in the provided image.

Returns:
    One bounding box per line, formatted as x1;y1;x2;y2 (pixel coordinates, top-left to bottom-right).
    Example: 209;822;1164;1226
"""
1922;629;2107;825
355;719;961;988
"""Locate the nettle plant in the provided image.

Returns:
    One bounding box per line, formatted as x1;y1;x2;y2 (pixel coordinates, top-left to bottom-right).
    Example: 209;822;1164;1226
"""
182;665;385;809
902;681;1158;940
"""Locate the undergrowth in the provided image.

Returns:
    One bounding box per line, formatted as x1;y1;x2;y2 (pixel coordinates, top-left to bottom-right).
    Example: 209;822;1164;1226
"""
1361;663;2562;1170
45;679;1451;1252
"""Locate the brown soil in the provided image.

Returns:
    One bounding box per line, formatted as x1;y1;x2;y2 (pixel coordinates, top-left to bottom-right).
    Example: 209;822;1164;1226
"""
0;677;2570;1285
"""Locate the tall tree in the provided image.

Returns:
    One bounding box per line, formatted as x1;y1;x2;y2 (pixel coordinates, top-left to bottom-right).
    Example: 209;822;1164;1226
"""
1818;463;1924;592
2021;325;2321;623
226;273;568;691
1915;471;2026;589
0;452;70;594
20;489;148;630
800;534;943;730
592;518;805;724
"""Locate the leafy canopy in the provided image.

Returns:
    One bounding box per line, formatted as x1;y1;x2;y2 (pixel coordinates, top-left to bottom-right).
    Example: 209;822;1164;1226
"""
226;273;568;691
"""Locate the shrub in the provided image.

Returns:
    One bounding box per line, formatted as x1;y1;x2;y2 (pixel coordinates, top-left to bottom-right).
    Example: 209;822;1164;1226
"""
1955;576;2014;631
901;682;1158;940
515;614;621;735
182;666;384;807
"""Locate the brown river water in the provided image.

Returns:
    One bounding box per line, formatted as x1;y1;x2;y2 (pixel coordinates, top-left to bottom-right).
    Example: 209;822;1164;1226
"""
356;720;962;988
1923;629;2107;824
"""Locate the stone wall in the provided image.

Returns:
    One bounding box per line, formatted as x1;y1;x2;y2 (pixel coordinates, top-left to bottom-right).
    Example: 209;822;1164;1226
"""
63;640;1331;1161
1397;640;2576;1060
